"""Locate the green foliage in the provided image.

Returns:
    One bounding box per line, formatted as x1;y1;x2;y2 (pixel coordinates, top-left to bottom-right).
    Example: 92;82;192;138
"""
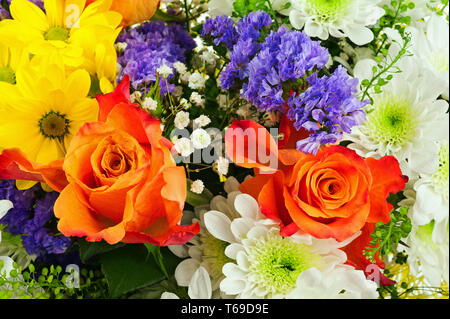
99;244;182;298
363;206;412;264
0;261;108;299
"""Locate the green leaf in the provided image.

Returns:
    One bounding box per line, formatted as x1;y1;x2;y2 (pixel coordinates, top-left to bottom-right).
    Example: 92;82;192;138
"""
143;244;169;279
99;244;168;298
185;179;213;206
151;9;185;23
78;240;125;262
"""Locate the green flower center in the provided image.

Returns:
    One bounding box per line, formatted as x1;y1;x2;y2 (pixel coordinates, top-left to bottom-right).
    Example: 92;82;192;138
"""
416;221;438;249
200;232;233;280
0;66;16;84
246;230;322;296
38;111;70;139
44;26;70;42
432;143;449;197
305;0;352;22
363;94;417;149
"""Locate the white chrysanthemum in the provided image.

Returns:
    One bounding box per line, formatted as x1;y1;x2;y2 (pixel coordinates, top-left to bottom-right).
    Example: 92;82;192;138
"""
347;60;449;177
408;140;449;230
407;15;449;100
173;61;187;75
174;111;190;129
406;221;449;286
191;128;211;149
156;64;173;79
142;97;158;112
0;200;15;279
130;90;142;103
194;115;211;128
161;267;212;299
172;178;242;295
174;137;194;157
188;72;206;90
191;180;205;194
287;0;385;45
203;196;377;299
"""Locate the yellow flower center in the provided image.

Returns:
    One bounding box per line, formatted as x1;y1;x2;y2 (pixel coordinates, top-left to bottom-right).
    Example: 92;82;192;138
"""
38;111;70;139
0;66;16;84
44;26;70;42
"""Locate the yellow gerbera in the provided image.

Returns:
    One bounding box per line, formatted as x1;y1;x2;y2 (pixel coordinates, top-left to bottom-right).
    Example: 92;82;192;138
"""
0;0;122;71
0;60;98;165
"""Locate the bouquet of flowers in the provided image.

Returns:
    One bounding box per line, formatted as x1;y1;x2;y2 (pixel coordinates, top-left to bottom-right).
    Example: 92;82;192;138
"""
0;0;448;300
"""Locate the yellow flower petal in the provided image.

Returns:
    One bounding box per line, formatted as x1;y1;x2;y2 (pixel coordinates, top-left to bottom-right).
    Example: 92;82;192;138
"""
44;0;64;27
10;0;49;32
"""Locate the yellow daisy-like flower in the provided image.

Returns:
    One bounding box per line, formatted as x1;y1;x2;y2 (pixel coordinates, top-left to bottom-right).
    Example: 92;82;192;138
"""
0;60;98;166
0;0;122;71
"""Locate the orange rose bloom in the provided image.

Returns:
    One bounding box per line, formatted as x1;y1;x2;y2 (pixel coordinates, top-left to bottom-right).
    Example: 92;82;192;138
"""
86;0;160;26
226;120;407;242
53;76;199;245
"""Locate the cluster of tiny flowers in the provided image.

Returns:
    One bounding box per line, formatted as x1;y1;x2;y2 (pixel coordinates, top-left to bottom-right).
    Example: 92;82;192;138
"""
201;15;238;49
0;180;73;264
242;27;329;112
117;21;196;95
288;66;369;154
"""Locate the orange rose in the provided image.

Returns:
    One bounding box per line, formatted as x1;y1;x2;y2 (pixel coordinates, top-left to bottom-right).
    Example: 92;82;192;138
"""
226;119;407;242
53;76;199;245
86;0;160;26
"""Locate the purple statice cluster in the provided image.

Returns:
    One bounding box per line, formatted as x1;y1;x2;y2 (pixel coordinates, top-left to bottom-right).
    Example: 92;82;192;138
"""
287;66;369;154
202;12;368;154
117;21;196;95
0;180;73;264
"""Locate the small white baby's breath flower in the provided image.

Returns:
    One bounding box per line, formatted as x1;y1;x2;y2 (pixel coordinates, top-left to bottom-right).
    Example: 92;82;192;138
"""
200;50;217;65
188;72;206;90
191;128;211;149
130;91;142;103
173;61;187;75
142;97;158;111
174;111;190;129
215;156;229;176
157;64;173;78
194;115;211;128
174;137;194;157
180;98;192;109
190;92;205;107
191;180;205;194
180;72;191;84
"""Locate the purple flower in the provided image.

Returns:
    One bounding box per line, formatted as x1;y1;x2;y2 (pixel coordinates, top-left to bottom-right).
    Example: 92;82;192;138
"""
201;15;238;49
287;66;369;154
0;180;73;263
117;21;196;95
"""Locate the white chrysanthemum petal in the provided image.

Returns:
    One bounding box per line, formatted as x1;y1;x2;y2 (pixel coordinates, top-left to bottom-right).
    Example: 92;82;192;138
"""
234;194;259;220
224;243;245;259
220;277;246;295
204;211;236;243
230;218;254;240
161;292;180;299
175;258;201;287
0;200;13;220
188;267;212;299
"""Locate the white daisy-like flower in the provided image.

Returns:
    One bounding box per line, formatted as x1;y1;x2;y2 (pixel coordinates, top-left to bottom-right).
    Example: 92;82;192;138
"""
0;200;15;279
200;50;217;65
204;194;377;299
174;111;190;129
287;0;385;45
156;64;173;79
190;92;206;108
346;59;450;177
172;178;242;295
173;61;187;75
405;221;449;286
191;180;205;194
141;97;158;112
408;140;449;229
174;137;194;157
188;72;206;90
194;115;211;128
191;128;212;149
162;266;212;299
406;15;449;100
